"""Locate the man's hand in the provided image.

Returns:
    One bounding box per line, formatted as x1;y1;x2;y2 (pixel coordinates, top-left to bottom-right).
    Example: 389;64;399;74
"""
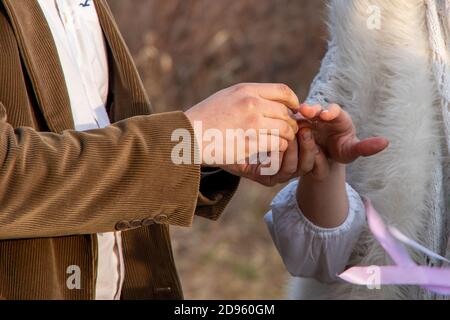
231;130;321;187
227;138;301;186
185;83;301;183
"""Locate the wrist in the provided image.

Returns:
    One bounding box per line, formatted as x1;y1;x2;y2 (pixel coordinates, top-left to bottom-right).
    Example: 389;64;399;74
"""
296;163;349;228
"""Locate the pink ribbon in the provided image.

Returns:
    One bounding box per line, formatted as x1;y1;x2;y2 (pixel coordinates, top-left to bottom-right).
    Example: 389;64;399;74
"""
338;201;450;296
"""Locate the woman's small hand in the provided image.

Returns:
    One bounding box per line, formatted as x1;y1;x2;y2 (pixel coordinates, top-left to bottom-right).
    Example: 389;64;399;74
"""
297;126;330;181
298;103;389;164
295;102;389;228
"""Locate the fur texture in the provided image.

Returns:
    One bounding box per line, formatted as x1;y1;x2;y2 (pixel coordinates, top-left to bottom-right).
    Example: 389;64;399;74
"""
290;0;448;300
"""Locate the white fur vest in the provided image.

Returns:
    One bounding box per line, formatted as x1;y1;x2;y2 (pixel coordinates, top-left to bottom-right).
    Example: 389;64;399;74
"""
291;0;450;300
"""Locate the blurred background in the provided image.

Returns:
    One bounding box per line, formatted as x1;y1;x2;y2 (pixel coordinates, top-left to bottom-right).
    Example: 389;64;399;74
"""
108;0;328;299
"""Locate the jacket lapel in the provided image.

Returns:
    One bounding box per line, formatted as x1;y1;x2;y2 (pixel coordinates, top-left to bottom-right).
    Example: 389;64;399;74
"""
2;0;74;133
94;0;152;121
2;0;151;131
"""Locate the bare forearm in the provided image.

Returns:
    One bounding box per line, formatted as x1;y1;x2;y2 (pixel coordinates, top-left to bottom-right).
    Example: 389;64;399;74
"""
296;162;349;228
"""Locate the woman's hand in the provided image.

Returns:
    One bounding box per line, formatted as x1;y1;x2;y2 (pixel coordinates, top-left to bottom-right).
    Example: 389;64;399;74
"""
299;103;389;164
294;103;389;228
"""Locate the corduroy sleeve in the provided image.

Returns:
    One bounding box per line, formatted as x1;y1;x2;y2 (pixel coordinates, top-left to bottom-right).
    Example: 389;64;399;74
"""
0;105;235;240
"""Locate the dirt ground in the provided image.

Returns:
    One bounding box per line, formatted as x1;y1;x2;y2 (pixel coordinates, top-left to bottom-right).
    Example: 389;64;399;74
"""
108;0;327;299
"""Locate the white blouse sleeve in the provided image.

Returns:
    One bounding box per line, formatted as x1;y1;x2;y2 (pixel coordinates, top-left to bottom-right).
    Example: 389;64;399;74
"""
264;180;366;283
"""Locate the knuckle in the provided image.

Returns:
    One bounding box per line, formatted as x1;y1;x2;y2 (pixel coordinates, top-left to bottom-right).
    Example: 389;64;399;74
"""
233;83;250;94
290;119;299;131
278;83;290;93
299;134;316;149
241;96;260;111
282;124;294;140
281;107;290;116
247;113;261;127
300;159;314;174
280;167;297;179
279;83;300;106
287;165;298;175
302;140;315;151
279;139;289;152
278;83;293;97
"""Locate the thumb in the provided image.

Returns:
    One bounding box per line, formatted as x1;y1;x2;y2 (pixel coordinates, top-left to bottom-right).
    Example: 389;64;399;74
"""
354;137;390;158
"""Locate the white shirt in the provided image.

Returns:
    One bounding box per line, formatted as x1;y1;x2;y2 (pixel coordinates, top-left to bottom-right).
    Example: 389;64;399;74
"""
37;0;124;300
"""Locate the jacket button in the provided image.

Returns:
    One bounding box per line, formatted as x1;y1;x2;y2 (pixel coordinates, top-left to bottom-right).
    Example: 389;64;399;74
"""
142;218;155;226
115;221;131;231
155;287;172;294
130;219;143;228
154;214;168;224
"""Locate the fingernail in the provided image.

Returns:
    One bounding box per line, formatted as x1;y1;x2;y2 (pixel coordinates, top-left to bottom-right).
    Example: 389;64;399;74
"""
302;129;312;141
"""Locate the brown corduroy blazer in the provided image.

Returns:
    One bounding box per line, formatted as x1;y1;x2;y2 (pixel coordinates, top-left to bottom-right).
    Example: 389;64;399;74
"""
0;0;239;300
